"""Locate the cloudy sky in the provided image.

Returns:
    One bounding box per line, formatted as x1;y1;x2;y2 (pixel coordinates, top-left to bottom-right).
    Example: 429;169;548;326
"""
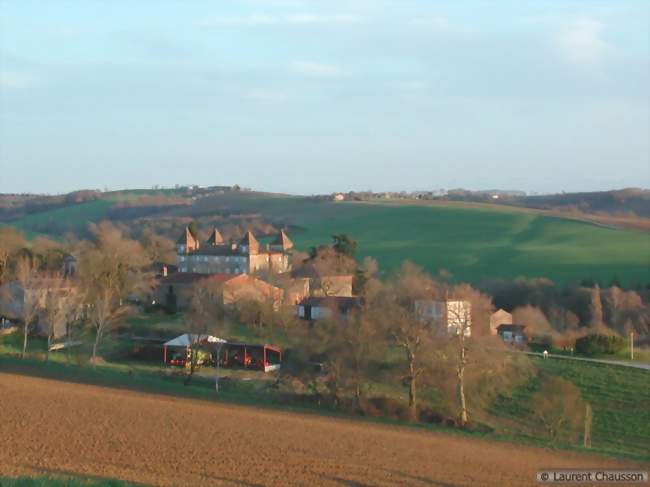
1;0;648;194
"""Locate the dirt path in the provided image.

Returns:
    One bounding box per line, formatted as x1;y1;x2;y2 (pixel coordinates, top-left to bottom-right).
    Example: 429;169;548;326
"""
0;373;641;486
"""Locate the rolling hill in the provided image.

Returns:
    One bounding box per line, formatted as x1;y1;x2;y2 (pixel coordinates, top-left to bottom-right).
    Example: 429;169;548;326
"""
4;190;650;286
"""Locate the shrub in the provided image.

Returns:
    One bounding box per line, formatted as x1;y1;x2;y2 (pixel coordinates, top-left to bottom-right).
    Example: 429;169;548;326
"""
530;376;586;444
575;334;625;356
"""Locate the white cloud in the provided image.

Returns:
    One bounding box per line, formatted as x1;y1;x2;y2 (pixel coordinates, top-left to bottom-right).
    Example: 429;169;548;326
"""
556;19;610;66
289;61;342;77
196;12;358;28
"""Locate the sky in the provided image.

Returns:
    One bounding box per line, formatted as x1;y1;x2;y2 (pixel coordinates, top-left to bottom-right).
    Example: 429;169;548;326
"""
0;0;648;195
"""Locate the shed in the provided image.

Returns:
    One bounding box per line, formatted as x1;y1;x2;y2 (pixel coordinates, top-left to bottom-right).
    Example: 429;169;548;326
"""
163;334;226;365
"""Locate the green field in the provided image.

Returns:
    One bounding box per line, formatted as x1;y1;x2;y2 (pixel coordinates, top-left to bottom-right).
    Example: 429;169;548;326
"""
6;192;650;285
185;193;650;285
492;356;650;460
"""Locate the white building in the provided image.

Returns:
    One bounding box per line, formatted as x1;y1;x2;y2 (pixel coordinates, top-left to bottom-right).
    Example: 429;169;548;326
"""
415;300;472;336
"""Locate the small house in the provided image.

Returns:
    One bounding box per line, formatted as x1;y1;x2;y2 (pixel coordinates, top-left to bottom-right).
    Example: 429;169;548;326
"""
497;324;527;344
490;309;513;335
296;296;361;321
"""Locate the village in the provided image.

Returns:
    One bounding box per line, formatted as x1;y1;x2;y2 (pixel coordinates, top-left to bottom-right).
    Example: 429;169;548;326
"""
0;224;528;383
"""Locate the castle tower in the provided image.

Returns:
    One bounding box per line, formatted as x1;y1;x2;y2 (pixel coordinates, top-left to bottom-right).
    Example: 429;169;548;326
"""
177;226;199;254
206;228;224;246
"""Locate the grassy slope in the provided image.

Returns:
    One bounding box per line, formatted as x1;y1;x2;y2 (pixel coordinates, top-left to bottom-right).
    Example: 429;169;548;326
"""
491;356;650;460
6;192;650;285
188;193;650;285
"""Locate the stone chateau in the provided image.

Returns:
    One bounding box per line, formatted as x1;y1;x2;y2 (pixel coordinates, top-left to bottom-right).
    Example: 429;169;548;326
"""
176;226;293;275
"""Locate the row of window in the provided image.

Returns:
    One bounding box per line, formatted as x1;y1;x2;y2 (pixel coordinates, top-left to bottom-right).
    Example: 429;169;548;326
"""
180;267;244;274
179;255;247;263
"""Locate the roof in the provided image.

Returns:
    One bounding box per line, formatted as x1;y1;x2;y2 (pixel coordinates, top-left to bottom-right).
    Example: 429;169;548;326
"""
177;226;198;246
272;230;293;250
224;342;282;352
158;273;239;285
497;324;526;333
492;309;512;317
206;228;224;245
239;231;260;252
291;266;354;279
299;296;361;311
164;334;227;347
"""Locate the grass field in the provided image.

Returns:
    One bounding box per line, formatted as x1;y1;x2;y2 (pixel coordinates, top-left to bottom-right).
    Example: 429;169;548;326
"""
186;193;650;285
491;356;650;460
6;191;650;285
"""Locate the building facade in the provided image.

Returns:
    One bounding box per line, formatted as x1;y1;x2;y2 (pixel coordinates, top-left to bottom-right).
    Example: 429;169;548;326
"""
176;227;293;275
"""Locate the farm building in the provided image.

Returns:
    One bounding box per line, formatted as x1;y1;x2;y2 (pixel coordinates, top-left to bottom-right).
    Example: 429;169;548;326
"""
154;273;283;311
162;334;226;366
490;309;513;335
163;334;282;372
221;343;282;372
296;296;362;321
496;324;527;344
291;267;354;297
415;300;472;336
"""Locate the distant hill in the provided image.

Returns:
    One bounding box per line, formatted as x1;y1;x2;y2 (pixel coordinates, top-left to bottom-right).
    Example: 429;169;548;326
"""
2;187;649;286
506;188;650;218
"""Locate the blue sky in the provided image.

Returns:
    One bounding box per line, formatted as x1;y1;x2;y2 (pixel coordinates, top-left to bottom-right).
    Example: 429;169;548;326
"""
1;0;648;195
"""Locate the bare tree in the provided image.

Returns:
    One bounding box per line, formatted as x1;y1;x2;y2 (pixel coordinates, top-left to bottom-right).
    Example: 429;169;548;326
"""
78;222;151;365
41;276;81;361
373;262;439;421
183;278;228;386
532;376;586;443
0;226;26;285
14;257;42;359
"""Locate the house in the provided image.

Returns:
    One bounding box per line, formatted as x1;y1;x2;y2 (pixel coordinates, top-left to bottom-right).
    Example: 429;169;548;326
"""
154;272;283;311
415;300;472;336
0;278;78;339
296;296;361;321
497;324;527;344
222;274;283;309
176;227;293;275
490;309;513;335
333;193;345;201
291;266;354;297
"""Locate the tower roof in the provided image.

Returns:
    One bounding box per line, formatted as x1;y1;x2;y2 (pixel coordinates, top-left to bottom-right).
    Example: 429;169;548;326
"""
177;226;198;246
206;228;224;246
239;231;260;253
272;230;293;250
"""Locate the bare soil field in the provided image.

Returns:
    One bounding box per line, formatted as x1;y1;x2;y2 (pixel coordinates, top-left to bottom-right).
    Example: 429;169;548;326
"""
0;373;642;487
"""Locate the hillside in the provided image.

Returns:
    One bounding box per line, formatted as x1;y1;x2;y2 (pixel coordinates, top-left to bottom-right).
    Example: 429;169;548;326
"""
3;189;650;286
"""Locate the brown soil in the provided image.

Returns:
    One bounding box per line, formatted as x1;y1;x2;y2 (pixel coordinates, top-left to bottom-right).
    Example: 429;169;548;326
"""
0;373;640;486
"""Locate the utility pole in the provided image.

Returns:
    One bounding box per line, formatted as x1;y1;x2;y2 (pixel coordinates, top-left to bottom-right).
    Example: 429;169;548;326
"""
630;331;634;361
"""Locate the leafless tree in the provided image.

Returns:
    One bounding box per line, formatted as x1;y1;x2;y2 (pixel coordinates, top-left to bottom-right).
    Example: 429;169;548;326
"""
532;376;586;443
14;257;42;359
78;221;151;365
373;262;440;421
0;226;26;285
183;278;228;385
41;276;82;361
